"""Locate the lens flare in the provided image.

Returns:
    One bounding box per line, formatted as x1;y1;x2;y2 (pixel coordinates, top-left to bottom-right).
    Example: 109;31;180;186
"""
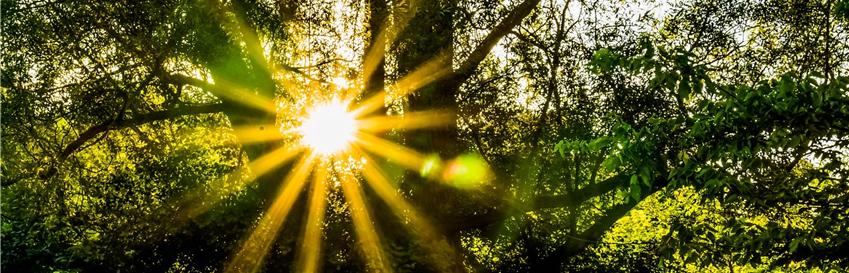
299;101;356;155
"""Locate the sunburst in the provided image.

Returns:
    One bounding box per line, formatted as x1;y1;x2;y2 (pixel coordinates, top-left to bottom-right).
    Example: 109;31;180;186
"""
164;2;493;272
218;88;462;272
298;101;357;155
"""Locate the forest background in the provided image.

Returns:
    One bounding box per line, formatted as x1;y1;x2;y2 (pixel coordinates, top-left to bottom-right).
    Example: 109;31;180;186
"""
3;0;849;272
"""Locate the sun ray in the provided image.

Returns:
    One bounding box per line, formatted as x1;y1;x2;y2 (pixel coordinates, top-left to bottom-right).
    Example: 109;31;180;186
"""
229;125;289;144
225;154;316;273
357;109;455;133
351;51;454;117
231;14;270;73
358;28;387;92
156;1;468;271
356;151;455;272
356;0;424;100
352;133;428;172
181;1;294;118
174;145;303;221
390;52;454;96
296;160;329;273
220;2;305;101
339;169;393;273
206;78;279;113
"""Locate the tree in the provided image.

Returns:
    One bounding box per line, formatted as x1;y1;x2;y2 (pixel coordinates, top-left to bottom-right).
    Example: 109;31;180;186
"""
2;0;848;272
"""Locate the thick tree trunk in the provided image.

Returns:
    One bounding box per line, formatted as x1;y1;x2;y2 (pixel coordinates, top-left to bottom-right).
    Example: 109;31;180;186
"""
391;1;474;271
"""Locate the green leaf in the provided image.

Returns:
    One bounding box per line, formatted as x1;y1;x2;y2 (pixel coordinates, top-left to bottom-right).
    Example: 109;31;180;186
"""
589;137;612;150
745;91;757;102
555;141;566;158
602;156;621;171
694;80;703;95
630;175;642;201
590;48;620;73
789;237;802;253
639;166;652;186
788;135;801;148
678;79;691;100
658;45;669;58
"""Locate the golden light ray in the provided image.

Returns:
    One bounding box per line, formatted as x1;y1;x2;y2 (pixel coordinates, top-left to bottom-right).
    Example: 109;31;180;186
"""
206;79;279;113
174;145;303;221
358;28;387;89
180;2;294;118
225;155;316;273
351;51;454;117
356;151;455;272
231;13;270;73
352;132;428;172
357;109;455;133
224;3;304;100
184;2;467;272
390;52;454;96
357;0;423;99
229;126;288;144
296;160;330;273
339;170;393;273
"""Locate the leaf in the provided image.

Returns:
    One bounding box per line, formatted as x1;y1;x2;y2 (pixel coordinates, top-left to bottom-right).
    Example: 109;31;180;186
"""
630;175;642;201
745;91;757;102
693;79;703;95
589;137;612;150
603;155;622;171
590;48;619;73
555;141;566;158
640;166;652;186
789;237;802;253
658;45;669;58
693;114;709;120
640;34;654;59
678;78;691;100
788;135;801;148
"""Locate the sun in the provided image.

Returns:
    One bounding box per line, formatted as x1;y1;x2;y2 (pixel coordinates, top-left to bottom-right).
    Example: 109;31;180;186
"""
298;101;357;155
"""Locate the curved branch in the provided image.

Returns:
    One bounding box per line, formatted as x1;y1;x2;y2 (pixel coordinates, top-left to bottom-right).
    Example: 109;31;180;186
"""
543;177;670;264
60;104;225;160
0;176;25;188
532;173;630;209
444;0;545;91
40;103;224;179
444;173;630;231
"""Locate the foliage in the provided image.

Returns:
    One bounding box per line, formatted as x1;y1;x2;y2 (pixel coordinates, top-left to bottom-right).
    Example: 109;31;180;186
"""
2;0;848;272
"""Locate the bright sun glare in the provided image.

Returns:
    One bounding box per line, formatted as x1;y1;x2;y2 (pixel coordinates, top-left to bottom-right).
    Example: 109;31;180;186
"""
298;101;356;155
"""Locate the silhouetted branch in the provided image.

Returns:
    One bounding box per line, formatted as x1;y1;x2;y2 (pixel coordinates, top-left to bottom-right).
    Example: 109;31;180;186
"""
532;174;631;209
541;178;669;265
40;103;225;180
445;0;544;90
444;173;630;231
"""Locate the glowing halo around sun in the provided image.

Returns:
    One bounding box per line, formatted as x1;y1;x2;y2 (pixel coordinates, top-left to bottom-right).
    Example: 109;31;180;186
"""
219;95;484;272
155;2;503;272
298;101;357;155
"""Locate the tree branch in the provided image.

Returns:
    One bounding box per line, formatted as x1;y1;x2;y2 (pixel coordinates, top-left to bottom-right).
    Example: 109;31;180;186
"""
61;104;224;160
444;0;544;90
532;174;630;209
443;173;630;231
543;177;670;264
40;104;224;179
0;176;24;188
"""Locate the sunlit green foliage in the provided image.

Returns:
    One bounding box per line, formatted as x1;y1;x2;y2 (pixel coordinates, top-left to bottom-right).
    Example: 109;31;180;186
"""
3;0;848;272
